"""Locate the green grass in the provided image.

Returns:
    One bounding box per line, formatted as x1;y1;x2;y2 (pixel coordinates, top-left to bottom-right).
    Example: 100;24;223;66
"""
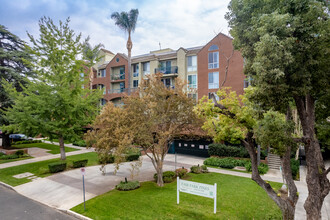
0;156;33;164
13;143;78;154
45;138;71;144
71;173;282;220
0;152;99;186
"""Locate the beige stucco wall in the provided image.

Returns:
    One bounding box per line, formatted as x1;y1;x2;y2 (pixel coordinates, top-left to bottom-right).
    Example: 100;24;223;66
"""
177;48;186;82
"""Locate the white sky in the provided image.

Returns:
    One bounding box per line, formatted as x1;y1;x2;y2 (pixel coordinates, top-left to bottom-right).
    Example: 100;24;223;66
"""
0;0;232;55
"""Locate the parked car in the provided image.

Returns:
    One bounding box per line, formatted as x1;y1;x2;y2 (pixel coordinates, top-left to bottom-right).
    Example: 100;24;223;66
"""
9;134;32;142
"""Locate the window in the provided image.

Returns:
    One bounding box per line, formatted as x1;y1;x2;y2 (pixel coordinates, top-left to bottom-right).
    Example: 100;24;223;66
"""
244;77;252;88
99;69;106;77
208;92;220;101
161;78;172;88
133;80;139;88
133;64;139;77
208;45;219;51
100;98;107;106
205;145;209;150
187;55;197;72
119;67;125;79
184;143;188;147
98;84;106;94
178;143;181;147
188;75;197;89
143;62;150;75
188;93;197;102
116;57;119;62
199;145;204;149
120;82;125;92
208;72;219;89
208;52;219;69
191;144;195;148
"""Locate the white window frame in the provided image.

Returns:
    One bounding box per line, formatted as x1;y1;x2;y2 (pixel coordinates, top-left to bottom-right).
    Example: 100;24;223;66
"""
143;62;150;75
208;72;219;89
188;75;197;89
208;52;219;69
98;69;106;78
187;55;197;72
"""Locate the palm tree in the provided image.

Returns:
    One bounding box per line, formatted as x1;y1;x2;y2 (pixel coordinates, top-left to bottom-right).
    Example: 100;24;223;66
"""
111;9;139;95
82;36;104;90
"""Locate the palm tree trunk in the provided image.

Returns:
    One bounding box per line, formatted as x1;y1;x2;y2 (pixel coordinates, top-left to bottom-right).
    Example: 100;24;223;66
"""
127;32;132;95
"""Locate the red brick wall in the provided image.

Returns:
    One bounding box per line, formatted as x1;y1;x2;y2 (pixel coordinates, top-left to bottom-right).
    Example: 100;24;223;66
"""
197;34;245;100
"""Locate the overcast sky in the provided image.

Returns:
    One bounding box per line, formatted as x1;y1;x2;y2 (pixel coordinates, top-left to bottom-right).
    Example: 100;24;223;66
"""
0;0;232;55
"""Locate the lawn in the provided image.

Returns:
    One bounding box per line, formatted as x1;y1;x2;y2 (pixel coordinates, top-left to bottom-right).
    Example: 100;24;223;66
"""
71;173;282;220
0;152;99;186
13;142;79;154
0;156;33;164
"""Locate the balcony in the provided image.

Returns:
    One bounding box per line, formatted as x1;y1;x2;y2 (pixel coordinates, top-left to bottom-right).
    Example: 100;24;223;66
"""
154;66;178;75
111;74;125;81
108;88;138;94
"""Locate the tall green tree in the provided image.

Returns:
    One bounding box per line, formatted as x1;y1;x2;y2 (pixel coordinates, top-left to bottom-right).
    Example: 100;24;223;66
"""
111;9;139;95
0;25;33;149
3;17;102;160
195;88;298;220
82;36;104;89
226;0;330;218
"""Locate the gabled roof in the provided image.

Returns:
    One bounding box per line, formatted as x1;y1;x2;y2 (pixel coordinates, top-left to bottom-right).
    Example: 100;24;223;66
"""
100;48;115;55
197;32;233;54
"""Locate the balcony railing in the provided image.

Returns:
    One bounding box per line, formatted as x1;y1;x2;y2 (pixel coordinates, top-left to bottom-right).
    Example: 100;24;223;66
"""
154;66;178;74
111;74;125;80
133;72;139;77
108;88;138;94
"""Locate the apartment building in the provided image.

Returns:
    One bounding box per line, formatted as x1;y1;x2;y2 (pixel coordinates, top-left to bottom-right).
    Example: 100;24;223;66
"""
91;33;246;106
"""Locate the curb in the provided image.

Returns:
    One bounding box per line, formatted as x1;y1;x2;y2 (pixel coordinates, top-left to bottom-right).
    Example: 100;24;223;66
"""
0;180;16;191
58;209;93;220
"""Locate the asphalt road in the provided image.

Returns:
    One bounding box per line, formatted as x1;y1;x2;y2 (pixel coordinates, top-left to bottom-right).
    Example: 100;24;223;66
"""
0;185;77;220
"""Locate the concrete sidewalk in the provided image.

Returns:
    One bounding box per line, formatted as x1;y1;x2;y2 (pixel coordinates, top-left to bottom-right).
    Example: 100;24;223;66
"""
0;141;94;169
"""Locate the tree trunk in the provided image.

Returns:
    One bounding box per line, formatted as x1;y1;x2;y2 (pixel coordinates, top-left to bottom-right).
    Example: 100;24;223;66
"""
127;32;132;95
294;95;330;220
89;66;93;90
156;166;164;187
2;133;11;149
59;136;66;160
243;131;297;220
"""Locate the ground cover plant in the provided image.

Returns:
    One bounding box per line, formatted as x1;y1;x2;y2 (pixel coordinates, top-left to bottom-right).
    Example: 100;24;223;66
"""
72;173;282;219
12;143;78;154
0;151;32;164
0;152;98;186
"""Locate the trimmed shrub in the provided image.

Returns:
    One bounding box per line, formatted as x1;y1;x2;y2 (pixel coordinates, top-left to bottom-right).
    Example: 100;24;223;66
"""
125;154;140;162
190;165;202;174
175;168;188;178
0;154;19;160
208;143;249;158
72;140;86;147
201;165;208;172
98;154;115;164
291;159;299;180
14;140;42;145
48;162;67;173
204;157;249;169
116;180;140;191
15;150;25;156
154;171;176;183
245;162;269;174
72;159;88;168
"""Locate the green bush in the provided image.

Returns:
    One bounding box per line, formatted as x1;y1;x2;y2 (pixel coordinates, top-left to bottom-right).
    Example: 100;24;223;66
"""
154;171;176;183
72;140;86;147
190;165;202;174
72;159;88;168
15;150;25;156
208;143;249;158
116;180;140;191
291;159;299;180
98;154;115;164
14;140;42;145
245;162;269;174
125;154;140;161
204;157;249;169
201;165;208;172
175;168;188;178
48;162;67;173
0;154;19;160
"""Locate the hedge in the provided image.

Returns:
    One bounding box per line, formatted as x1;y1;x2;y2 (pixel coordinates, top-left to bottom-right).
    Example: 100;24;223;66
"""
291;159;300;180
245;162;269;174
154;171;176;183
116;180;140;191
208;143;250;158
125;153;140;161
48;162;67;173
14;140;42;145
203;157;249;169
72;159;88;168
72;140;86;147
